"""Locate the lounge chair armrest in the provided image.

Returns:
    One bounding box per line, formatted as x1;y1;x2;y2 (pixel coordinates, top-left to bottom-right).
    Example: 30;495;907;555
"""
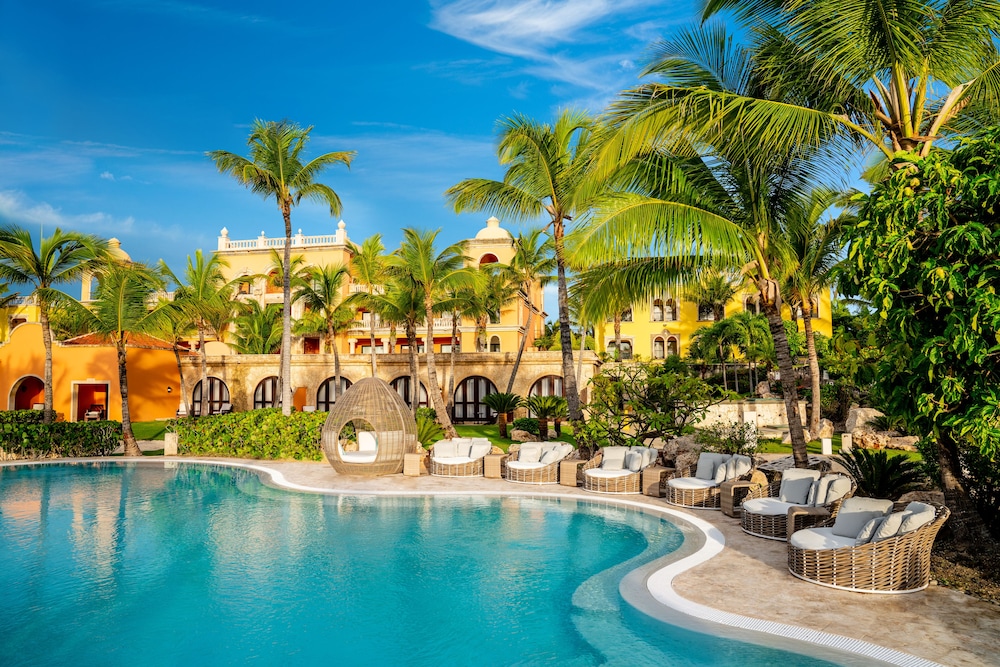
581;453;603;471
744;479;780;502
666;464;696;481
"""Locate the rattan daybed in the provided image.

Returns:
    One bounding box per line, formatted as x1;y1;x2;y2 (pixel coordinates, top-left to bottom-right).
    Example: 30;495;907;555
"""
581;446;659;494
741;471;855;541
787;500;950;593
429;438;500;477
503;442;575;484
665;452;763;509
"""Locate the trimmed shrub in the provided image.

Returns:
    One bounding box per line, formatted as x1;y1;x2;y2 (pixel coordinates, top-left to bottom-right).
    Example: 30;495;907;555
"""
512;417;539;435
0;412;121;459
695;422;760;456
169;409;328;460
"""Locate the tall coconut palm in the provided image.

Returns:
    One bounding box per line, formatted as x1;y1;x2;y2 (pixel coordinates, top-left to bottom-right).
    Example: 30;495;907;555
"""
0;226;108;423
79;261;168;455
295;263;353;406
154;297;196;417
209;119;354;416
578;26;822;467
786;188;848;433
348;234;387;376
465;265;519;353
607;4;1000;176
386;228;473;438
160;251;234;418
503;229;555;392
446;111;598;422
231;300;283;354
726;309;772;390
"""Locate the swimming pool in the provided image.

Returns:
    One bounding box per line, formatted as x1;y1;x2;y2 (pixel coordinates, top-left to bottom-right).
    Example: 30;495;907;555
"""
0;462;850;666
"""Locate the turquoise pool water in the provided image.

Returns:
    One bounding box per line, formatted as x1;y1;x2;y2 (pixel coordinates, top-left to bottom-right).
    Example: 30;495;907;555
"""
0;462;837;666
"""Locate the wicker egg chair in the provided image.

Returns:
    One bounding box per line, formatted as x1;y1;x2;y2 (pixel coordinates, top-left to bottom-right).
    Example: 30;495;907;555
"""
321;377;419;475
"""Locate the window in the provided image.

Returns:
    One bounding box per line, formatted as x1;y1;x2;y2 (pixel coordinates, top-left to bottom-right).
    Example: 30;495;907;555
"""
479;253;499;266
652;299;664;322
316;377;353;411
253;376;280;409
191;377;231;416
664;299;677;321
606;340;633;360
667;337;679;357
744;296;761;314
621;308;633;322
439;344;453;353
653;337;665;359
452;376;498;422
489;335;500;353
265;271;281;294
390;376;428;408
237;280;251;295
303;338;320;354
529;375;564;398
698;304;718;321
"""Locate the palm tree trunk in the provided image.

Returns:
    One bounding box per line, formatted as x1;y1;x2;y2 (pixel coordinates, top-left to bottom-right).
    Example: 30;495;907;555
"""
198;322;208;418
506;302;533;393
407;321;419;417
538;417;549;442
173;345;190;416
447;312;459;415
280;201;293;417
332;326;342;406
719;344;728;390
118;343;141;456
762;298;809;467
424;297;456;438
497;412;508;439
576;322;585;387
553;221;582;421
802;300;821;435
477;316;487;352
388;323;396;354
614;315;622;361
369;291;378;377
39;302;55;424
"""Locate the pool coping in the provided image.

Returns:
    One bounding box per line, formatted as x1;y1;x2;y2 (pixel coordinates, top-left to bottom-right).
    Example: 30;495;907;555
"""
0;457;944;667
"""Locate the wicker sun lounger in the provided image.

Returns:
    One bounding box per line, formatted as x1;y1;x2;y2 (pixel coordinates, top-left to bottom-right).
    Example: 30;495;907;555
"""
502;442;575;484
741;471;855;541
581;446;659;494
429;438;500;477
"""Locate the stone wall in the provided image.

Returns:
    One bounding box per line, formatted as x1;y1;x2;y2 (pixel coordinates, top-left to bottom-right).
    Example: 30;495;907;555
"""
700;399;808;428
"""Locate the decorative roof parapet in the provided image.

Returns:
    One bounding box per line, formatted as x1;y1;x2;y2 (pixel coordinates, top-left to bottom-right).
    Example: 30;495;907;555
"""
217;221;349;252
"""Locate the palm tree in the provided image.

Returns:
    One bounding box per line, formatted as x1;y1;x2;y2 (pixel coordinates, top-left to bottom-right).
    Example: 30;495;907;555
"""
726;309;771;390
231;300;282;354
265;248;310;303
572;266;635;362
386;228;473;438
685;269;741;323
787;188;848;433
295;263;353;406
79;261;168;455
607;4;1000;175
160;251;233;418
0;282;19;339
446;111;598;422
482;392;521;439
0;226;108;423
524;394;568;441
465;265;519;352
209;119;354;416
349;234;387;376
577;27;822;467
503;229;555;392
154;297;196;417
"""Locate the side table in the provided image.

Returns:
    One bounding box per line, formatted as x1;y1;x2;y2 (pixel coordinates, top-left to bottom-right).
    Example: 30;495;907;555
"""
786;506;831;541
560;459;587;487
403;451;428;477
484;453;506;479
641;466;672;498
720;480;755;517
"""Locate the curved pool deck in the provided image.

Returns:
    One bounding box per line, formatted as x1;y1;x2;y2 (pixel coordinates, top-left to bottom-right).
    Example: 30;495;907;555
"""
5;456;998;666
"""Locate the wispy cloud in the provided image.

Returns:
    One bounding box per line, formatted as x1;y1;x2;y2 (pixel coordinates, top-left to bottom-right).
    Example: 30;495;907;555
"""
98;0;290;30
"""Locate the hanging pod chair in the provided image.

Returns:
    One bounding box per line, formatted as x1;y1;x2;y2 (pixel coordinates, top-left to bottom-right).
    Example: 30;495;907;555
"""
321;377;419;475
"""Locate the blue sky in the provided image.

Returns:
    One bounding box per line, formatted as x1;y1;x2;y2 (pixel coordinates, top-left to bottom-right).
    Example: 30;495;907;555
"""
0;0;696;311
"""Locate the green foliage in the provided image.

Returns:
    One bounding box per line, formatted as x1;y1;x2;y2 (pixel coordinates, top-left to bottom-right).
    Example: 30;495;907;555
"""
511;417;539;435
231;300;282;354
849;127;1000;464
416;413;443;449
0;412;121;458
416;407;437;422
695;422;760;456
522;394;567;420
833;448;925;500
169;409;327;460
482;392;522;415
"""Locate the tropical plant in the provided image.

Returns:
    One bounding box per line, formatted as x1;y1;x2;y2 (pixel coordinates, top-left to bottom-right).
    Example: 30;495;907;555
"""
231;300;282;354
465;265;519;352
153;297;197;417
0;226;108;423
834;448;925;500
523;394;567;441
170;408;327;460
416;412;444;448
386;228;473;438
511;417;539;435
349;234;387;376
294;263;353;406
482;392;522;439
503;229;555;392
209;119;354;416
695;422;760;457
725;310;772;390
446;110;598;422
160;251;234;418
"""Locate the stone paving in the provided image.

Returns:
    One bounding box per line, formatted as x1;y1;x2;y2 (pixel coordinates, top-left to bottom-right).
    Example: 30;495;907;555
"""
131;456;1000;665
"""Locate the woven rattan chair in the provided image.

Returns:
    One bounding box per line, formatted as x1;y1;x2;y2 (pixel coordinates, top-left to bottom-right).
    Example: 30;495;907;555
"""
429;438;501;477
665;453;764;509
321;377;419;475
741;472;856;541
581;446;659;494
787;502;950;593
502;442;575;484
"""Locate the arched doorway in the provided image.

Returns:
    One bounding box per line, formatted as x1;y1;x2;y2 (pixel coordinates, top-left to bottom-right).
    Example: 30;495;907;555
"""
529;375;564;398
191;377;231;416
11;375;44;410
253;376;280;409
317;376;353;411
453;375;497;422
390;376;428;409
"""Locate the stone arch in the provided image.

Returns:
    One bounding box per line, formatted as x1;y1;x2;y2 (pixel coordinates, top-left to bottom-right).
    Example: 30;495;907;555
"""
253;376;280;409
317;376;354;411
9;374;44;411
389;376;428;409
191;377;231;416
452;375;498;423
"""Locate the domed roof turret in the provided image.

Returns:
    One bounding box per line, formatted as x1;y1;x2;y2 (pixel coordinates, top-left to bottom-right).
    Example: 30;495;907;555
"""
474;216;512;240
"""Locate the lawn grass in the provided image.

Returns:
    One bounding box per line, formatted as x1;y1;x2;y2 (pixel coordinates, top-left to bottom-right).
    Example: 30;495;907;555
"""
756;433;923;461
452;423;575;453
131;421;168;441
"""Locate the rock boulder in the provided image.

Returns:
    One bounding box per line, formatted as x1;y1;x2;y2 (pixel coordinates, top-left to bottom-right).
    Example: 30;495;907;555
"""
845;407;885;433
510;429;535;442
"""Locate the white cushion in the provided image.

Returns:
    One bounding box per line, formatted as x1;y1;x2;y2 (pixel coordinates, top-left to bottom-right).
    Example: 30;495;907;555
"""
779;468;820;505
831;497;894;538
340;451;377;464
433;456;474;465
540;449;563;464
872;512;906;542
433;440;459;458
601;446;628;471
732;455;753;480
789;527;858;551
585;468;632;479
855;517;884;545
625;451;642;472
714;461;728;484
742;497;793;516
558;444;575;460
454;441;472;458
518;443;543;463
507;460;545;471
694;453;716;480
667;476;717;490
806;480;820;506
358;431;378;452
638;447;657;468
824;477;852;505
898;502;936;534
468;443;492;460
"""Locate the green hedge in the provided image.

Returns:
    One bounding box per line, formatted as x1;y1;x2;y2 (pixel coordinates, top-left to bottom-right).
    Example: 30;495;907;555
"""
169;409;328;461
0;411;121;458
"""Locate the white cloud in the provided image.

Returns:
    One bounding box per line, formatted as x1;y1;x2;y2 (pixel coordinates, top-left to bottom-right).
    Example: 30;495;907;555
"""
100;171;115;181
